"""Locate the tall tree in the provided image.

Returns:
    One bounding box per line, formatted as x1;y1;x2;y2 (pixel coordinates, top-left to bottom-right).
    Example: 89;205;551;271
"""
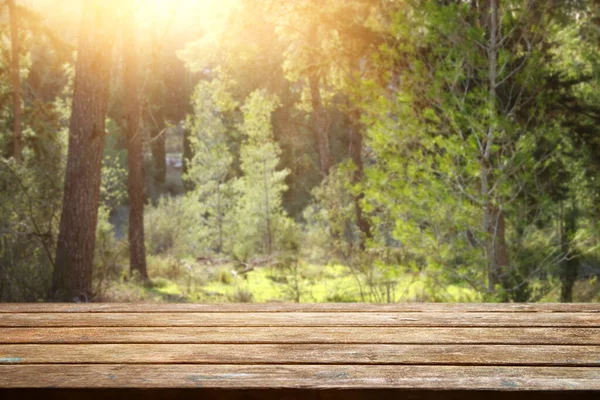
146;21;167;189
7;0;21;163
321;1;383;249
52;0;117;301
348;108;371;248
236;90;289;256
122;2;148;279
307;20;331;176
478;0;510;292
185;76;239;254
360;0;563;299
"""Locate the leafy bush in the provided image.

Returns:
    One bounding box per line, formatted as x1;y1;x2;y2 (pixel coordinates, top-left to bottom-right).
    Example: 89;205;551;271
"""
0;134;66;301
228;288;253;303
144;195;208;258
93;206;127;298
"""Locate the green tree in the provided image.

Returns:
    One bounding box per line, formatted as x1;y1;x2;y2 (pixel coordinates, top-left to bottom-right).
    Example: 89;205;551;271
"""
185;75;239;253
234;89;291;258
362;0;569;298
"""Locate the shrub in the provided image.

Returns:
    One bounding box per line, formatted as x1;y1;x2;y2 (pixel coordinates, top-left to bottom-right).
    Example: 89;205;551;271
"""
93;206;127;298
0;145;65;301
144;196;208;258
218;268;234;284
229;288;253;303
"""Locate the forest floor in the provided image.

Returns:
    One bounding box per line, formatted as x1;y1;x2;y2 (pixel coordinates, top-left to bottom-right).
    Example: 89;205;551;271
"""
96;257;600;303
98;259;482;303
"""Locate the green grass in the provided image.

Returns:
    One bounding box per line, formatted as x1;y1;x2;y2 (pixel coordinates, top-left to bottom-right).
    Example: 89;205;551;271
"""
100;259;482;303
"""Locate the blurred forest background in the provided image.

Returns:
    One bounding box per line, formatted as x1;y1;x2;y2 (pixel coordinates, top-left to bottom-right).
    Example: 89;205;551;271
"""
1;0;600;303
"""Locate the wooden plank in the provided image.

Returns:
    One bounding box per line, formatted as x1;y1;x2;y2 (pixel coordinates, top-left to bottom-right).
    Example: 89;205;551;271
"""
1;312;599;327
1;303;598;313
1;364;599;390
1;344;599;366
2;327;599;345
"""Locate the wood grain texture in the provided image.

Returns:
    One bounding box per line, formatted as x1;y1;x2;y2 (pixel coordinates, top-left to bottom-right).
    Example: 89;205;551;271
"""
4;389;600;400
1;344;599;366
2;326;598;344
1;304;599;393
1;303;598;313
1;312;599;327
1;364;599;390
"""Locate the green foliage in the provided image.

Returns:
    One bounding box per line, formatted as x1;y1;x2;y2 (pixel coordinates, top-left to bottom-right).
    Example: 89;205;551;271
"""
0;158;60;301
100;120;128;211
232;89;294;259
144;195;207;259
359;0;589;299
93;206;127;299
0;58;69;301
184;75;239;253
303;164;358;261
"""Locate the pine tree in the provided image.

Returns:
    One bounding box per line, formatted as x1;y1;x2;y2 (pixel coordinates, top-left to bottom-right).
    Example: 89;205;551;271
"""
52;0;117;301
122;1;148;279
235;89;290;257
185;76;238;253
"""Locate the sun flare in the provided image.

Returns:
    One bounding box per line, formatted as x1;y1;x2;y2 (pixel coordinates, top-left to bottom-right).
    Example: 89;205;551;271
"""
137;0;237;32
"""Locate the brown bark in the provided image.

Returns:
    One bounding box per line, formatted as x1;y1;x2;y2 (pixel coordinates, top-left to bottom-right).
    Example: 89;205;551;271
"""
8;0;22;163
307;22;331;176
122;4;148;279
52;0;117;301
559;202;579;303
486;203;510;291
182;67;194;192
182;124;194;192
147;25;167;188
149;98;167;187
348;110;371;249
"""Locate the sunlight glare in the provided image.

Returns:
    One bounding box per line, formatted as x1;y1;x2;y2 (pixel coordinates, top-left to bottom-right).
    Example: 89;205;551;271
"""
139;0;238;32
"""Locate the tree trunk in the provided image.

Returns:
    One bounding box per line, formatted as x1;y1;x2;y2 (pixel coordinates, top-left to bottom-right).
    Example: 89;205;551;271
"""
122;4;148;280
486;203;510;291
348;109;371;249
263;159;272;255
559;202;579;303
182;68;194;192
52;0;116;301
149;97;167;188
216;183;223;253
307;22;331;176
481;0;511;294
8;0;22;163
147;24;167;188
182;124;194;192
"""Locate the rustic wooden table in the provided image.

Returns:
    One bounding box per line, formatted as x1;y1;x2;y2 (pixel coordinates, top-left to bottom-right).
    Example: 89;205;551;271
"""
0;303;599;399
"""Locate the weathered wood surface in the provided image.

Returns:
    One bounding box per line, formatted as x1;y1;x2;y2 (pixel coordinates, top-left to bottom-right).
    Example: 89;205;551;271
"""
1;365;600;390
2;343;600;366
2;312;600;327
3;326;599;344
0;303;599;393
1;302;598;313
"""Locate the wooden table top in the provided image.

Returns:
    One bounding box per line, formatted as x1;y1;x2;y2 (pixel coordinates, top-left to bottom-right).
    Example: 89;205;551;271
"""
0;303;599;392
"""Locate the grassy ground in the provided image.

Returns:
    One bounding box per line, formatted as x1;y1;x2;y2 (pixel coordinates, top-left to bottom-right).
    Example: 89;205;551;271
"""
99;257;488;303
